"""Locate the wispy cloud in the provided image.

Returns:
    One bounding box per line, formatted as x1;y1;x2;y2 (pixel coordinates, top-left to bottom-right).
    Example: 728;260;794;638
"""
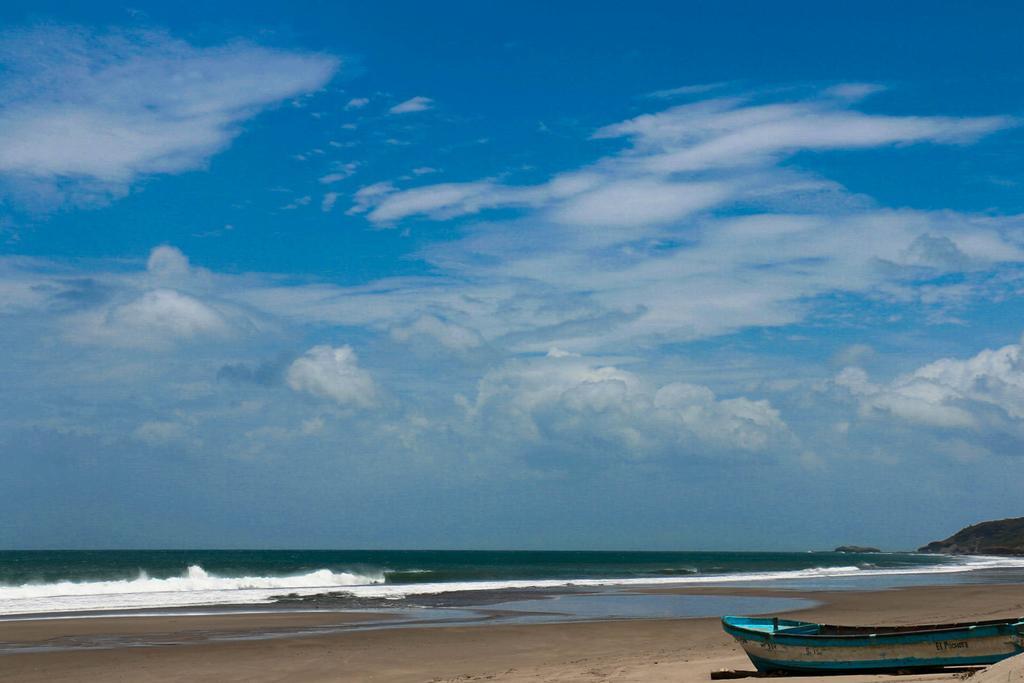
321;192;339;212
823;82;886;101
319;162;358;184
390;314;484;351
355;93;1013;225
388;96;434;114
0;25;339;209
282;195;312;210
333;89;1019;351
593;97;1011;173
645;82;730;98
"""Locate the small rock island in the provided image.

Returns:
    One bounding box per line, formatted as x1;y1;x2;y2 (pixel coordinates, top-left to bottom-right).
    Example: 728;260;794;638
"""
834;545;881;553
918;516;1024;556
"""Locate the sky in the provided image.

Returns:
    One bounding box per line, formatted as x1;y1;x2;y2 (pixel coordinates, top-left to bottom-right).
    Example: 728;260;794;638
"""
2;1;1024;551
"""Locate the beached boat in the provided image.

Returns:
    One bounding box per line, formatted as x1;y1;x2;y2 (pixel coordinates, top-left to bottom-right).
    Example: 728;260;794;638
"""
722;615;1024;673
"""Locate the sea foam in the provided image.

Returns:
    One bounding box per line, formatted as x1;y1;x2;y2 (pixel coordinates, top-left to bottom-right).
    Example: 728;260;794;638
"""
0;565;383;616
2;556;1023;617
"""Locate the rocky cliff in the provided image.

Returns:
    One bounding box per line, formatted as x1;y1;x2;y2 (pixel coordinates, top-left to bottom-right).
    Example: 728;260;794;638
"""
918;516;1024;556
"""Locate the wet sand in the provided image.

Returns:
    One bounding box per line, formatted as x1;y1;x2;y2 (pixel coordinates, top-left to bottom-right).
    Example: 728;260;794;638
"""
1;583;1023;682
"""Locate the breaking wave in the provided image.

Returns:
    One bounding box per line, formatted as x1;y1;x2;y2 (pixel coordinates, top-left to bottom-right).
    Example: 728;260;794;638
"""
0;565;384;616
2;555;1024;617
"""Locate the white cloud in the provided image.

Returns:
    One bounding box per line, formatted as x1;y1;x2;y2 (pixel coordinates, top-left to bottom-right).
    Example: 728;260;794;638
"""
837;341;1024;430
360;181;499;223
5;88;1024;367
321;192;339;212
286;345;376;407
550;178;731;227
595;98;1012;174
72;289;232;348
388;96;433;115
319;163;358;184
646;82;729;98
466;354;793;458
347;181;396;216
333;90;1021;350
43;246;256;349
390;314;484;351
0;25;339;208
653;382;789;452
345;97;369;110
282;195;312;210
146;245;192;279
353;94;1012;226
824;82;886;101
8;239;1024;475
357;172;606;226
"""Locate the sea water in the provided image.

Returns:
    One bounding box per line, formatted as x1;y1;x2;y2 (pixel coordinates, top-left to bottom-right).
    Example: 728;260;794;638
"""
2;549;1023;616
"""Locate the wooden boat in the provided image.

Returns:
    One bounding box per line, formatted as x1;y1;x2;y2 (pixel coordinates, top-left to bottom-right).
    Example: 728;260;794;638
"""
722;615;1024;673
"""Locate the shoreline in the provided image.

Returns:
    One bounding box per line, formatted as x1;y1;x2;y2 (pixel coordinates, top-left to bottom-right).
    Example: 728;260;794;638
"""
1;583;1023;681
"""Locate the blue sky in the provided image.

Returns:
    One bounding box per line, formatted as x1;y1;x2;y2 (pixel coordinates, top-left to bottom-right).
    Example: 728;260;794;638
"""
2;2;1024;550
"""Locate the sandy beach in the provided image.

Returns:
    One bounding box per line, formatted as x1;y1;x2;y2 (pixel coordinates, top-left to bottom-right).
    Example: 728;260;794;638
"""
2;583;1022;682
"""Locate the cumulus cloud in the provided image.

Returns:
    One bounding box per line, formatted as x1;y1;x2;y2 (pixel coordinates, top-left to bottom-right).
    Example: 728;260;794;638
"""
286;345;376;407
836;341;1024;433
388;96;433;114
0;25;339;208
466;354;793;459
345;97;369;110
13;245;259;349
112;289;228;337
147;245;192;279
5;240;1024;477
68;288;234;349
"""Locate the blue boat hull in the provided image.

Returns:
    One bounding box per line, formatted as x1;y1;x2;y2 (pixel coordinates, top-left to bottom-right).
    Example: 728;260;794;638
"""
722;616;1024;673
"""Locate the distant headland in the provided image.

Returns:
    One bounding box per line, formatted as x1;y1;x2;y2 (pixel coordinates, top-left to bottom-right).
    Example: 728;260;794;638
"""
918;516;1024;556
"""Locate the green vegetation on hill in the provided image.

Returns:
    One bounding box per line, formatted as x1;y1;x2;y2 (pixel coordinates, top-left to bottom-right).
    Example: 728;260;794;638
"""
919;517;1024;556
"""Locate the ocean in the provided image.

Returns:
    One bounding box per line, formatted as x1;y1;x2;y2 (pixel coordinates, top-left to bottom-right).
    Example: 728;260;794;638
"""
4;549;1024;618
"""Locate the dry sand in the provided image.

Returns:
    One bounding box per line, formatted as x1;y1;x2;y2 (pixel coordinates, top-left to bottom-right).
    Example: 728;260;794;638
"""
1;583;1023;682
